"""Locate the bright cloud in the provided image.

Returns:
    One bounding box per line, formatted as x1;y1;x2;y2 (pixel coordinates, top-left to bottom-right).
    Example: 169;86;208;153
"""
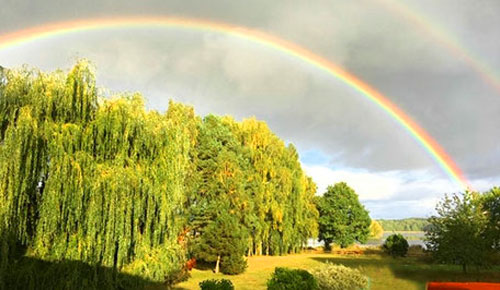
302;163;464;218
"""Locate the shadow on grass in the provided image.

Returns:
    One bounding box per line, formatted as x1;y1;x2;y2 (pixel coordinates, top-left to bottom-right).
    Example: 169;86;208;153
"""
193;260;216;271
1;255;168;290
311;255;500;287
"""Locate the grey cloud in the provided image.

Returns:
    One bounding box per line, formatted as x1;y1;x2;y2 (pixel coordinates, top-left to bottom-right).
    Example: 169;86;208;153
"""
0;0;499;182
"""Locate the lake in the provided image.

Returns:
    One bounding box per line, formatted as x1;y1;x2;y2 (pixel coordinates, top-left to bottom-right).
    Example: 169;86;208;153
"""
307;231;427;248
364;231;426;248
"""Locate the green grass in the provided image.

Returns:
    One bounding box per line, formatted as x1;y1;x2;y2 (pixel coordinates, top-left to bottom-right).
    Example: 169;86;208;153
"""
174;252;500;290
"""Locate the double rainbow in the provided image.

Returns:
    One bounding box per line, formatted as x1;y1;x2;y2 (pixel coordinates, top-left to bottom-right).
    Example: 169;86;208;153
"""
378;0;500;95
0;16;470;189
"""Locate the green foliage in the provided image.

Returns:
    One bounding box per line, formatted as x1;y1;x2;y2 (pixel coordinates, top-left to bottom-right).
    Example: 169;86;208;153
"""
191;210;248;274
316;183;371;249
188;116;319;258
383;234;409;257
480;187;500;250
267;267;319;290
369;220;384;240
221;254;248;275
378;218;429;231
0;62;193;288
425;191;497;272
311;262;368;290
236;119;319;256
199;279;235;290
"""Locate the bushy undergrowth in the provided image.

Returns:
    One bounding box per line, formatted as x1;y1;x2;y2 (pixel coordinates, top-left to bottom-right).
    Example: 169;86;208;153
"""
221;255;247;275
311;263;368;290
199;279;234;290
383;234;409;257
267;267;318;290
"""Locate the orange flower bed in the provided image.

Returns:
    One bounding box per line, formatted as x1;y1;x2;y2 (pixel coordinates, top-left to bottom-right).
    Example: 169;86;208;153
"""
427;282;500;290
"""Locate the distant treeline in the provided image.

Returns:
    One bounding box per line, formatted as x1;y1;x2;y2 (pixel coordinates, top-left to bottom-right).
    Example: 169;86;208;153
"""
378;218;429;232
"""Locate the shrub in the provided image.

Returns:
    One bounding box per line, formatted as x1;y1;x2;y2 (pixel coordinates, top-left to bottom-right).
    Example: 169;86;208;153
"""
311;263;368;290
267;267;319;290
199;279;234;290
383;234;409;257
221;254;247;275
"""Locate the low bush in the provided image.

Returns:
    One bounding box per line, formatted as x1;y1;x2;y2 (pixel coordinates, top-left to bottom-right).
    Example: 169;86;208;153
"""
311;263;368;290
383;234;409;257
221;255;247;275
199;279;234;290
267;267;318;290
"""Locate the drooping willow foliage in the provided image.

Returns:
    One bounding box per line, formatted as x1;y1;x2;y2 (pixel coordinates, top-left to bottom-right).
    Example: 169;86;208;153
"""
0;61;318;288
0;62;195;288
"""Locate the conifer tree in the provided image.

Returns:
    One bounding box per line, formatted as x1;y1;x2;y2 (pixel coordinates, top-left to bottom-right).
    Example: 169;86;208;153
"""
191;209;248;274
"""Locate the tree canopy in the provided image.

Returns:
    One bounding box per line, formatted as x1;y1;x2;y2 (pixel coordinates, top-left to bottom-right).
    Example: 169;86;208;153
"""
480;187;500;250
316;182;371;249
425;191;498;273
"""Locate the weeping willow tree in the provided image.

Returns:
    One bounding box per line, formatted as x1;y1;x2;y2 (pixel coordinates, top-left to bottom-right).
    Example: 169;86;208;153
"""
0;61;194;289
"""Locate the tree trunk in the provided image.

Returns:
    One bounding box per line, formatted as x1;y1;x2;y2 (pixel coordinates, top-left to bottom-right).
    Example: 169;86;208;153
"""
214;255;220;273
324;240;332;252
462;263;467;274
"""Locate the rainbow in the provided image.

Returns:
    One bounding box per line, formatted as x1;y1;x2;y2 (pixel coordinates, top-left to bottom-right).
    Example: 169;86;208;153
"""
377;0;500;95
0;16;471;189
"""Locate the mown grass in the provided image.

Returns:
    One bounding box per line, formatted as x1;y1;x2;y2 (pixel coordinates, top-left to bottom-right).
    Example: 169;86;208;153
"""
174;250;500;290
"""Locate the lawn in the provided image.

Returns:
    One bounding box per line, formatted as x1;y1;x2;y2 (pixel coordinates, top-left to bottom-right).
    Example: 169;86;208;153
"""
174;252;500;290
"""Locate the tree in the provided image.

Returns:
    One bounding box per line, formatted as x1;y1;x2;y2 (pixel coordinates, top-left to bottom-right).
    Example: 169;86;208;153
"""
480;187;500;250
316;182;371;250
425;191;493;273
0;62;194;287
187;115;251;271
191;210;248;274
369;220;384;240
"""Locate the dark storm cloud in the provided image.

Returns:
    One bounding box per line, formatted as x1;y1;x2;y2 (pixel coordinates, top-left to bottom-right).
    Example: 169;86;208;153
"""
1;0;499;184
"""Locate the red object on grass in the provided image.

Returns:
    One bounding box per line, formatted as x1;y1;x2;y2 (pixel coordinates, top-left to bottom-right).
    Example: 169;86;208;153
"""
427;282;500;290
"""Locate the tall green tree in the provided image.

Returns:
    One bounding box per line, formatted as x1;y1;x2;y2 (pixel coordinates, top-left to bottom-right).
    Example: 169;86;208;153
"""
425;191;493;273
191;209;248;274
480;187;500;250
0;62;192;287
316;182;371;249
234;119;318;256
187;115;249;245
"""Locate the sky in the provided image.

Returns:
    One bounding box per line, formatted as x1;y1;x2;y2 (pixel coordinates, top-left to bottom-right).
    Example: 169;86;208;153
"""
1;0;499;219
